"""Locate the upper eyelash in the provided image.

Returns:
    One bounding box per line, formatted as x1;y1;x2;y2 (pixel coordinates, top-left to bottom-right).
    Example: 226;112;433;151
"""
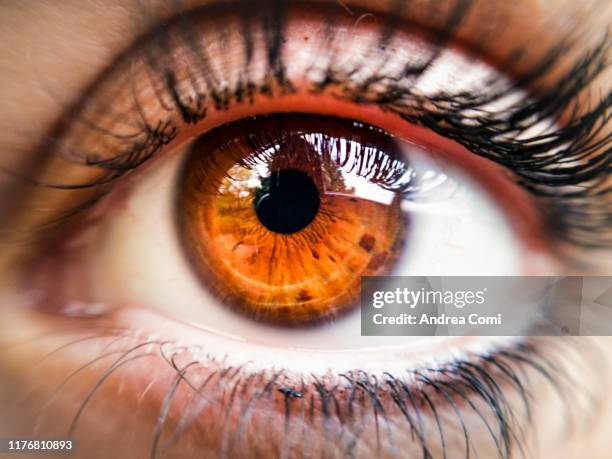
15;0;611;251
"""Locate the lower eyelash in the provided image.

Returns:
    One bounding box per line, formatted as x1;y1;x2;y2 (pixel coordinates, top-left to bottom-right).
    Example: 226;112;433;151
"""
30;323;601;459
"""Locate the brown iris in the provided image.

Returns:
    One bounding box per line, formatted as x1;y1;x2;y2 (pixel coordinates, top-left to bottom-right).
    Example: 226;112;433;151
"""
178;115;410;324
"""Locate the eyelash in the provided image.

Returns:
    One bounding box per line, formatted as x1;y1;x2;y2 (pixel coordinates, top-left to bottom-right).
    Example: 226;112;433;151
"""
25;0;611;253
54;324;598;459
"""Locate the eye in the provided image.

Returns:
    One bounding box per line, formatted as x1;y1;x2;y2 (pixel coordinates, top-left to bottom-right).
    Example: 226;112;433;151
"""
177;114;527;325
6;1;610;457
22;0;604;342
28;107;539;351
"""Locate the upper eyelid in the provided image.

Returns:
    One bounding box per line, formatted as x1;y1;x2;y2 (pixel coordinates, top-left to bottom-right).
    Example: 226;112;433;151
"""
41;0;608;156
0;0;603;170
0;0;609;254
0;0;604;146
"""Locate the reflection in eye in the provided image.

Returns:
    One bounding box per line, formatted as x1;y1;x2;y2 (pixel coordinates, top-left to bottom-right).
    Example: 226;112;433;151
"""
0;0;610;458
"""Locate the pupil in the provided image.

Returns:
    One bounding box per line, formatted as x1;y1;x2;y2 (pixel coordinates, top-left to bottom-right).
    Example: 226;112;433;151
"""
255;169;320;234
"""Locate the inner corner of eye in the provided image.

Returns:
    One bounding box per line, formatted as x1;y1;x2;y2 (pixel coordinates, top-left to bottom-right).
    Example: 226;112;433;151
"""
172;113;530;327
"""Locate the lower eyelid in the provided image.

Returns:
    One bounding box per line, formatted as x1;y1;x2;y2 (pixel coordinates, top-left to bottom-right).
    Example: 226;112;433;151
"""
114;307;513;374
0;305;601;459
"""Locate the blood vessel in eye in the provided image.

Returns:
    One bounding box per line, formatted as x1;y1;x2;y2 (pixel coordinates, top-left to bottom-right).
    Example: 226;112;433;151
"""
178;114;410;325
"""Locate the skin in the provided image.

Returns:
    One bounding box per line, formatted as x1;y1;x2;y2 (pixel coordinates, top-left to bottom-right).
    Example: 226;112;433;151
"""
0;1;610;458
